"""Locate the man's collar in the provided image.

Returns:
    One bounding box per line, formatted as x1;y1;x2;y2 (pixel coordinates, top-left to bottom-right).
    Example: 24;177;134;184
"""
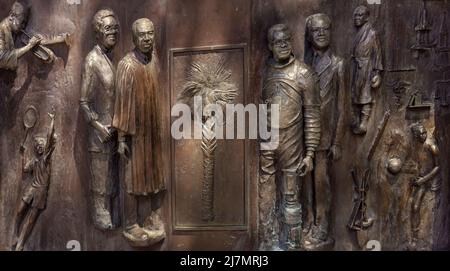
96;44;113;58
312;48;332;76
313;48;331;60
357;21;371;32
133;48;152;64
269;54;295;68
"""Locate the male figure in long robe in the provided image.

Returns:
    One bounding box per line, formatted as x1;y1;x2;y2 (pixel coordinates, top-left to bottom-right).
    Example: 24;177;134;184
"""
304;13;345;250
113;18;165;247
259;24;321;250
80;9;120;230
351;5;383;135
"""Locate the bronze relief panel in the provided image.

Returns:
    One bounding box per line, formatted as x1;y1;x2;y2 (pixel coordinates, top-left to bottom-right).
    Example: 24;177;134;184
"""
170;44;248;230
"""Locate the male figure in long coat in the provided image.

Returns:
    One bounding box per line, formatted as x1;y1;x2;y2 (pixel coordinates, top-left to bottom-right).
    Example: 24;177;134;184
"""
351;5;383;135
113;18;165;247
304;13;345;249
80;8;120;230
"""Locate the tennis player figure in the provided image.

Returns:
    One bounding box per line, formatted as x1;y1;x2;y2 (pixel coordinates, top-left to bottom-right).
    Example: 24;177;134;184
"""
13;109;56;251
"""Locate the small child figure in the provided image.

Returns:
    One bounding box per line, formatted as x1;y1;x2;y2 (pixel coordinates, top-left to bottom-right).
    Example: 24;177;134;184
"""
13;109;56;251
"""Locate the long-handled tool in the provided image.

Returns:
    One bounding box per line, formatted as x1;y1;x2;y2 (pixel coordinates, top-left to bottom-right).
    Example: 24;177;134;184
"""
348;110;391;232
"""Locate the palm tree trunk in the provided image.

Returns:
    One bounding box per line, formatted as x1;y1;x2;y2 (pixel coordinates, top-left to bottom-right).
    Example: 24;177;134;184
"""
201;116;217;221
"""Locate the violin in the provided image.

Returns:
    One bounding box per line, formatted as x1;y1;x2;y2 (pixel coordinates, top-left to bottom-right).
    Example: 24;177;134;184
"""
21;30;56;64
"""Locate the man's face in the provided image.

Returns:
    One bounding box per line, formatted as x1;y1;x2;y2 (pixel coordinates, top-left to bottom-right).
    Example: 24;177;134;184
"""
9;11;27;33
308;17;331;50
417;127;428;143
99;16;119;50
134;21;154;54
35;138;45;155
354;8;369;27
270;31;292;63
414;126;428;143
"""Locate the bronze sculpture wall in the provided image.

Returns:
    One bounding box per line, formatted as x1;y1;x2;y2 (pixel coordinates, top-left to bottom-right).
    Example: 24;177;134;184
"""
0;0;448;251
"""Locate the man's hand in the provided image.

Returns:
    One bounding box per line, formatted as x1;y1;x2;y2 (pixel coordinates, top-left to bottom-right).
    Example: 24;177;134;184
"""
297;156;314;177
48;107;56;120
28;35;42;48
63;33;73;47
413;176;425;187
118;141;130;160
371;74;382;89
94;121;112;143
329;144;342;161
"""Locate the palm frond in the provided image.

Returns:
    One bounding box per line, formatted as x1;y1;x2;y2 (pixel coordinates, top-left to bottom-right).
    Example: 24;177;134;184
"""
178;54;238;109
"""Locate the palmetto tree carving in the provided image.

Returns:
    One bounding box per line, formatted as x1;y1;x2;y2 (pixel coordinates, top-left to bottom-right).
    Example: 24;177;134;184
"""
178;55;238;221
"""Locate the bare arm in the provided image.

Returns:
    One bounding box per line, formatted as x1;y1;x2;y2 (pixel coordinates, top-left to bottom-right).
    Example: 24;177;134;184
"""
44;110;56;162
415;166;440;186
23;159;34;174
415;141;440;186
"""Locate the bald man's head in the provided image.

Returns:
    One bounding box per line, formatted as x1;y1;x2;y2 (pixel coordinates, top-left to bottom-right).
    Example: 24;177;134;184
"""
132;18;155;54
353;5;370;27
8;1;30;33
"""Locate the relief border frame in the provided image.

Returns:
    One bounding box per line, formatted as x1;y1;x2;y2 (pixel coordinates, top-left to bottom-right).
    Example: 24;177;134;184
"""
168;43;249;232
